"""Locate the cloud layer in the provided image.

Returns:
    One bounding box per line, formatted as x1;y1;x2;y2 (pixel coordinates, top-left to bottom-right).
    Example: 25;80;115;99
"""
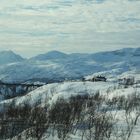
0;0;140;57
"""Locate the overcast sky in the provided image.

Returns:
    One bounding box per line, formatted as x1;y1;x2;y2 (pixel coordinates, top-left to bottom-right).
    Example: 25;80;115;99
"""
0;0;140;57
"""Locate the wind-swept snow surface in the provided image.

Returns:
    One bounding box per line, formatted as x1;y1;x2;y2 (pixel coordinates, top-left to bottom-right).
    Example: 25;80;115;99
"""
0;81;115;109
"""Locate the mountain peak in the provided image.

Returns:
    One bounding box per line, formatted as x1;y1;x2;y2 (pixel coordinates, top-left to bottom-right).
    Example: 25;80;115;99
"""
0;50;14;54
0;50;24;65
46;50;66;55
30;50;67;61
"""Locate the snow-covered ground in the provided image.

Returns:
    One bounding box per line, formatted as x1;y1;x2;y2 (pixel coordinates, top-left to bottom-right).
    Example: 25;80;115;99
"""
0;78;139;108
0;81;115;109
2;78;139;140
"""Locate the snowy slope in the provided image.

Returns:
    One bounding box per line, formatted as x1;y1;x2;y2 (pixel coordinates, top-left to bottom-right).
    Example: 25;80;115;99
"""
0;77;139;110
0;48;139;83
0;74;140;140
0;81;115;109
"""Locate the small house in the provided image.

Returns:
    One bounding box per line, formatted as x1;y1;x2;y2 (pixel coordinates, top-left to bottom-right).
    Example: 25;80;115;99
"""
119;77;135;85
92;76;107;82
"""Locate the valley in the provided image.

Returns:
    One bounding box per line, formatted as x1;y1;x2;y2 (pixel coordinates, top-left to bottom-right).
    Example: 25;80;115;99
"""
0;48;139;140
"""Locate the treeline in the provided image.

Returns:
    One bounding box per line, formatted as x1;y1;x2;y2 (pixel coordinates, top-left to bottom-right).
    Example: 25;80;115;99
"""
0;92;140;140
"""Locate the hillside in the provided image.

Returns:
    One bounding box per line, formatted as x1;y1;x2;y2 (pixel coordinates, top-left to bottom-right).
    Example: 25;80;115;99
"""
0;50;24;65
0;48;139;83
0;72;139;140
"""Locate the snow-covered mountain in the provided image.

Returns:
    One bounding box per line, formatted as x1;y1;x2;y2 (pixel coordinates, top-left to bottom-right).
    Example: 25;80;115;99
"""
0;48;139;83
0;50;25;65
30;51;68;61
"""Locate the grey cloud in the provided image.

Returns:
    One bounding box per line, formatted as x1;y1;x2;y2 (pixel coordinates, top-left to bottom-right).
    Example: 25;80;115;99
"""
0;0;139;57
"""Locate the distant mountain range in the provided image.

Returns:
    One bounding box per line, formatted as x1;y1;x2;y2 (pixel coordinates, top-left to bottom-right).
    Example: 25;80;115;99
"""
0;50;24;65
30;51;68;61
0;48;139;83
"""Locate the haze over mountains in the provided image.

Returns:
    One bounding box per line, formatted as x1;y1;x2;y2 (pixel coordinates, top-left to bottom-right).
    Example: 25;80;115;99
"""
0;50;24;65
0;47;139;83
